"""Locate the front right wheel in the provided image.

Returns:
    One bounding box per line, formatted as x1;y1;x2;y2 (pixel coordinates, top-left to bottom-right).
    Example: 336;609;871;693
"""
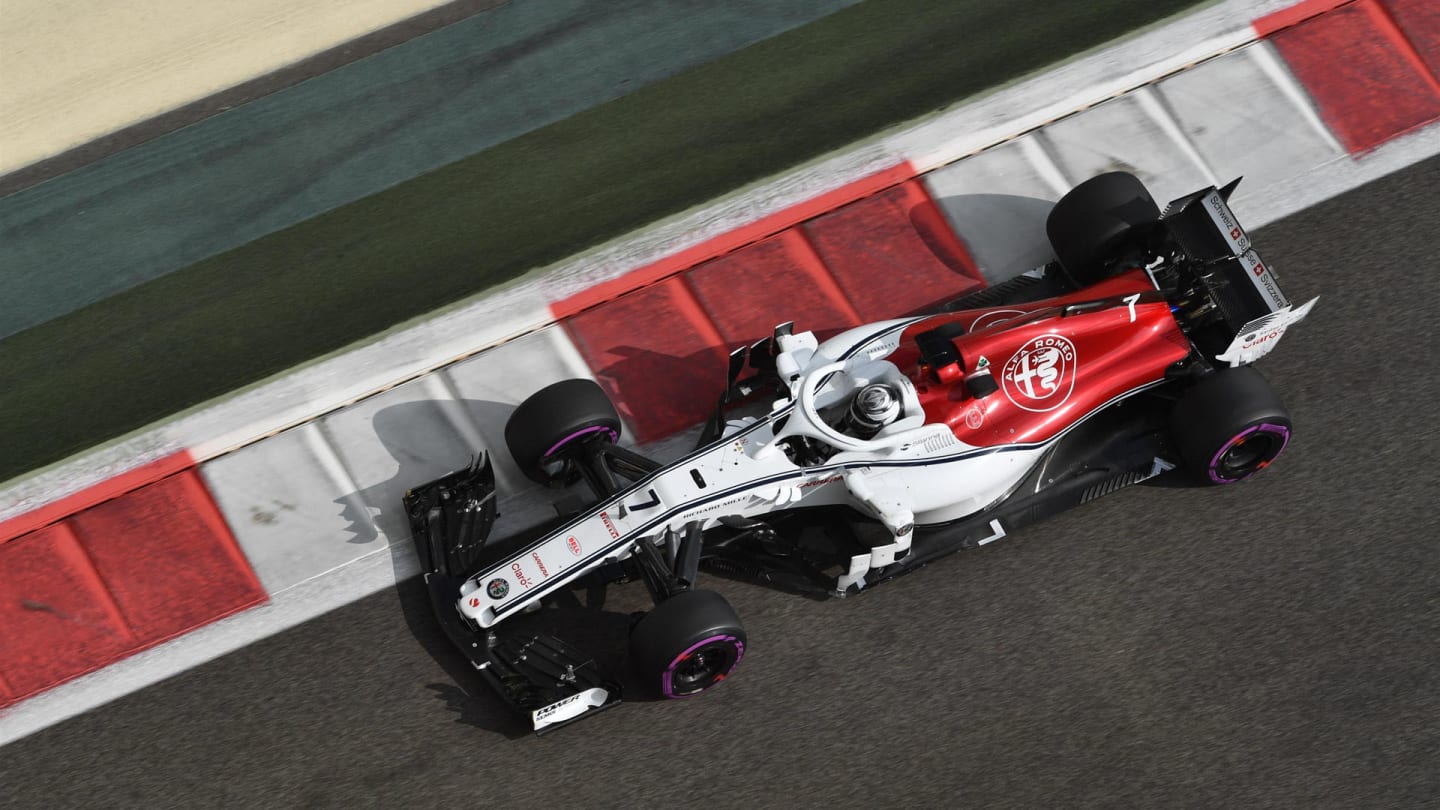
1046;171;1160;285
630;589;747;699
1170;366;1292;485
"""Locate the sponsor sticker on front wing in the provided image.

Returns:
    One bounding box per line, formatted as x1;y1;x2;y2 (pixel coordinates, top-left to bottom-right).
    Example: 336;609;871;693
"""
532;687;610;730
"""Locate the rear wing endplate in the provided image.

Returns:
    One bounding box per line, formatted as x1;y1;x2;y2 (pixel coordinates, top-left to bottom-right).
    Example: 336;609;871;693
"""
1164;182;1294;329
1215;297;1318;367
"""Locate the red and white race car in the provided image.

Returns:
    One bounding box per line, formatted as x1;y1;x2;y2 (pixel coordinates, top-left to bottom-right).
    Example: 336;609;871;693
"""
404;171;1315;733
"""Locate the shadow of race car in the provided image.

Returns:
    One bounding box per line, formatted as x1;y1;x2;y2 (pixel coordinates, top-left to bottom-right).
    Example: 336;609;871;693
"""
403;171;1316;733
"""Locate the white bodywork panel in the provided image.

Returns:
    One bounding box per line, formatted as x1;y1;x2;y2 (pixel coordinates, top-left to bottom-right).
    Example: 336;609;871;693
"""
1216;296;1318;367
459;318;1055;628
531;687;611;731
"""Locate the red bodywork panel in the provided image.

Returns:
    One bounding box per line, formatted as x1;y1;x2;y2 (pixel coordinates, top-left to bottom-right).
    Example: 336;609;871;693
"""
895;270;1192;447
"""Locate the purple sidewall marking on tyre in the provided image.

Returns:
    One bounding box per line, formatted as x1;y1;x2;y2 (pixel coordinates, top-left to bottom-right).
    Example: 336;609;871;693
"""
661;634;744;699
1208;422;1291;483
543;425;618;458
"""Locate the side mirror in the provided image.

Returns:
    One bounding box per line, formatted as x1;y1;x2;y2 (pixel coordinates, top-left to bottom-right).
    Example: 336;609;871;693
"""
964;369;998;399
726;345;748;386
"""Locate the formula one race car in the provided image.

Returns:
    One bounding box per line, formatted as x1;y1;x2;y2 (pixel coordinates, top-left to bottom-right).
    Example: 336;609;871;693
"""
404;171;1315;733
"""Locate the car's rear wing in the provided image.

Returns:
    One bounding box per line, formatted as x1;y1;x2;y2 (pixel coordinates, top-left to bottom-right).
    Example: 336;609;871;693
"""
1163;180;1289;319
1161;179;1315;367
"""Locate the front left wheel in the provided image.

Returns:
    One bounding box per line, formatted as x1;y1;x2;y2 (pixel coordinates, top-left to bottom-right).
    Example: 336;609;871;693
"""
504;378;622;485
630;589;747;699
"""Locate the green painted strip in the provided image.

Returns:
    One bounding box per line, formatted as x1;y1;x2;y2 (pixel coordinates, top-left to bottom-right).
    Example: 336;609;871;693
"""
0;0;865;340
0;0;1207;484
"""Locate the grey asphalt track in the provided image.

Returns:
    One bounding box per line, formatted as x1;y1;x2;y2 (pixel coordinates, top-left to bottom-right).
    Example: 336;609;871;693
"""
2;158;1437;808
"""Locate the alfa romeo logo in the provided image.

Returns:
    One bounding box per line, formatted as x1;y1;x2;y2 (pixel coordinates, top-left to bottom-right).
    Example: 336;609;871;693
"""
486;578;510;599
1002;335;1077;413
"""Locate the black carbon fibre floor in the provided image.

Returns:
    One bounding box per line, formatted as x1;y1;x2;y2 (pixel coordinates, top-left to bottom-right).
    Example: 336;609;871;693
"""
2;158;1437;808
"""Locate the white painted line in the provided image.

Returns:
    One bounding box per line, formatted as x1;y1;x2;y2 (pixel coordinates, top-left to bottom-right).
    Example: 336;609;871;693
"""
1;292;557;522
1040;93;1214;205
1232;124;1440;230
304;422;377;545
424;373;488;454
892;23;1272;175
1019;136;1074;199
201;430;370;595
1135;85;1221;189
923;139;1061;284
1153;44;1343;195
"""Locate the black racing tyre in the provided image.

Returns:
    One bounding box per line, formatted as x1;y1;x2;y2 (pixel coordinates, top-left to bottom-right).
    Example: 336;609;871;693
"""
504;378;622;484
1170;366;1292;486
630;589;747;699
1046;171;1160;285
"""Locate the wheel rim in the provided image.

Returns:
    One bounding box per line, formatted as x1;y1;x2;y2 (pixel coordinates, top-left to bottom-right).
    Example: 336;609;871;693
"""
662;635;744;698
536;425;619;481
1209;422;1290;483
542;425;618;459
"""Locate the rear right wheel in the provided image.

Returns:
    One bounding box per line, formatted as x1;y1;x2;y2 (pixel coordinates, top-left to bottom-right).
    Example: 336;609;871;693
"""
1046;171;1160;285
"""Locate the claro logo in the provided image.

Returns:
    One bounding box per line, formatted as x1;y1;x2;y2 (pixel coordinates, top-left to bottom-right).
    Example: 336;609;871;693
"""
1241;327;1285;349
511;561;534;589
